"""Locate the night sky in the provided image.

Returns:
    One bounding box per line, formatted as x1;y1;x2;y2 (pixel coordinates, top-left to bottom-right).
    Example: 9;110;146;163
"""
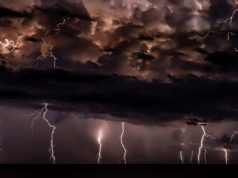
0;0;238;164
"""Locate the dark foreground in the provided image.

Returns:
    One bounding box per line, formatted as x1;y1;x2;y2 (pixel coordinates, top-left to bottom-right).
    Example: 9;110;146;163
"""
0;165;235;178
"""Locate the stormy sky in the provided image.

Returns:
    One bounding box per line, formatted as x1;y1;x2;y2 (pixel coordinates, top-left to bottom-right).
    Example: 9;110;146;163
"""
1;0;238;164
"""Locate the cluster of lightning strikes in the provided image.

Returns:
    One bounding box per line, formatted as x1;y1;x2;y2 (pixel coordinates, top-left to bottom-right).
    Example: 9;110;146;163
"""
35;17;69;68
199;3;238;51
23;110;238;164
26;103;56;164
180;124;233;164
120;122;127;164
97;128;103;164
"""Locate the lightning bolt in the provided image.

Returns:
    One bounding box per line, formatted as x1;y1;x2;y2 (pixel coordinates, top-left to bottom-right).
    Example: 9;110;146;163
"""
25;103;56;164
223;8;238;25
227;32;237;41
178;124;187;164
197;125;214;164
0;35;24;54
24;107;44;134
223;148;228;165
229;130;238;144
97;128;103;164
198;31;217;41
42;103;56;164
120;122;127;164
35;38;57;69
190;150;194;164
204;147;207;164
179;150;184;164
55;17;69;36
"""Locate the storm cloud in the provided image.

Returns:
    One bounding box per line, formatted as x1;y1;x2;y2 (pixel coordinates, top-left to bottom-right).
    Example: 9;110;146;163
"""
0;0;237;81
0;67;237;125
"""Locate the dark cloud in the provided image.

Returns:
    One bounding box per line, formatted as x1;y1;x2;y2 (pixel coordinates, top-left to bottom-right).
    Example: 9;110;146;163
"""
0;67;237;125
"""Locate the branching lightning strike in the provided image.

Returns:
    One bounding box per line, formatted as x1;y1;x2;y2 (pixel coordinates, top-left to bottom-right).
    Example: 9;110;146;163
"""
25;103;56;164
197;126;214;164
42;103;56;164
223;8;238;25
35;38;57;69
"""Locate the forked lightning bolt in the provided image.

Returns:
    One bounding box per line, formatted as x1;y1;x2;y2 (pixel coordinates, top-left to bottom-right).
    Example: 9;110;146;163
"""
25;103;56;164
197;126;214;164
42;103;56;164
25;107;45;133
97;128;103;164
120;122;127;164
223;9;238;25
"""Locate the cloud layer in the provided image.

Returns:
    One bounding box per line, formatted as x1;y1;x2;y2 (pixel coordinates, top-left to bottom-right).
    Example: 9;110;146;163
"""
0;0;238;81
